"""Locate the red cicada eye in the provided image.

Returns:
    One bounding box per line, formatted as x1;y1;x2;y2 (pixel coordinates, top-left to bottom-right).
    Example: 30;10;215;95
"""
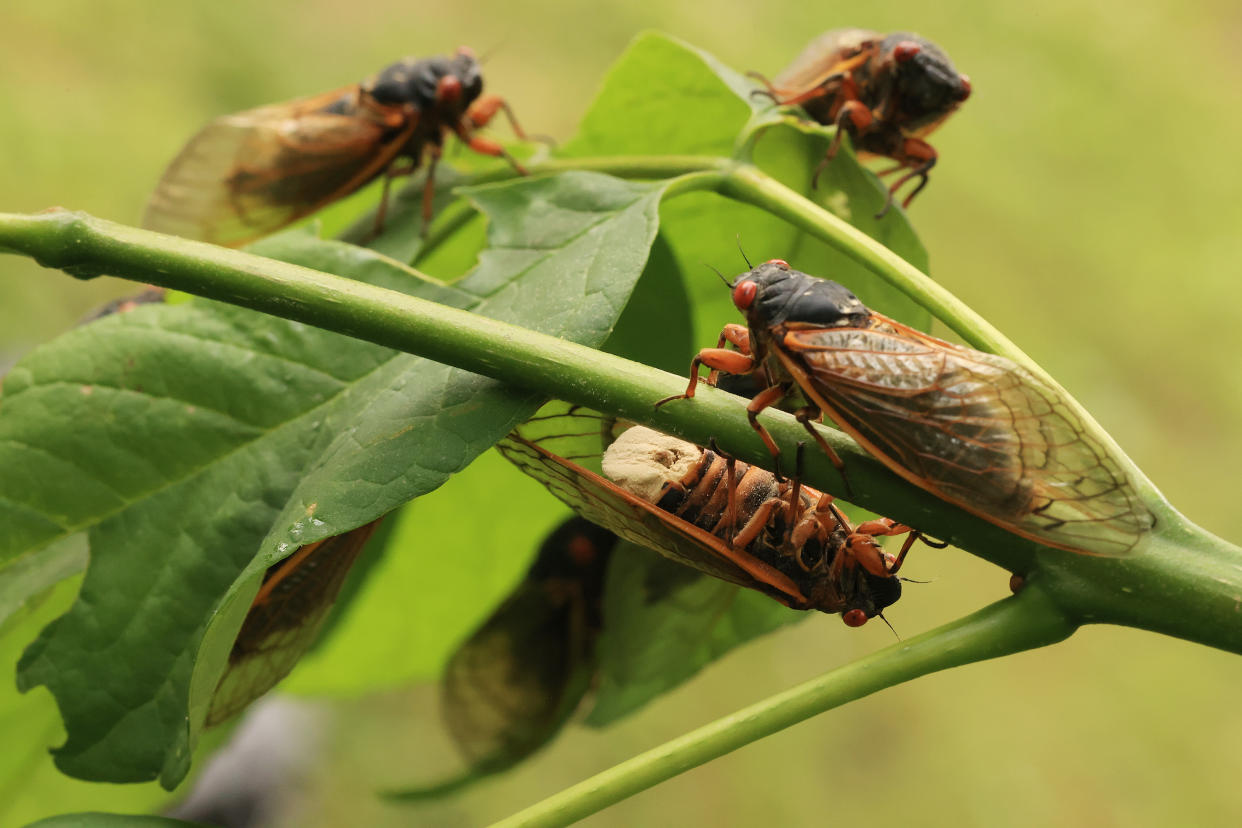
842;609;869;627
436;75;463;104
958;75;972;101
568;534;598;566
455;45;476;58
732;279;759;310
764;258;789;269
893;41;922;63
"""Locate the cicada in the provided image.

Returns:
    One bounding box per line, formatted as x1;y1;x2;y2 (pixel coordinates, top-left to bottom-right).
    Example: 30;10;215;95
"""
208;519;382;725
144;47;533;247
497;407;918;627
439;517;614;778
663;259;1155;556
755;29;971;213
78;287;167;324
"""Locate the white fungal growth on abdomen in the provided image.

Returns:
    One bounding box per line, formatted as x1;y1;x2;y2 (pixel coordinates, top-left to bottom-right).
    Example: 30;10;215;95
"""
601;426;703;502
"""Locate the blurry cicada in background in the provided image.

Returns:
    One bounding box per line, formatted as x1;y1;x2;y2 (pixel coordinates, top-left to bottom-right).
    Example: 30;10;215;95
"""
497;405;922;627
144;47;535;247
755;29;971;214
77;286;167;324
209;520;383;725
664;259;1155;556
438;517;615;781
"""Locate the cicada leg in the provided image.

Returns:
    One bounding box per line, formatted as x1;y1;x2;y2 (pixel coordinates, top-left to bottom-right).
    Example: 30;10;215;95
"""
452;119;528;176
790;404;851;495
707;438;740;546
368;155;419;239
875;139;937;219
813;99;875;188
655;324;756;406
850;518;923;576
704;324;752;387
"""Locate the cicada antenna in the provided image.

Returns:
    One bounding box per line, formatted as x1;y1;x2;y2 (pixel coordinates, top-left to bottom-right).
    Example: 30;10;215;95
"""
875;611;900;640
475;40;506;66
735;234;753;268
704;264;731;288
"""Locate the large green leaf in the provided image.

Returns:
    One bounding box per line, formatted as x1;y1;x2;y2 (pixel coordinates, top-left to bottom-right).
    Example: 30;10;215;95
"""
5;171;667;787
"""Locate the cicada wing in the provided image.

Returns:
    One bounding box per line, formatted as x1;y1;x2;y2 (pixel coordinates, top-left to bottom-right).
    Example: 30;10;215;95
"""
496;420;810;606
442;582;592;767
442;517;612;770
144;88;410;247
784;324;1153;555
772;28;880;93
207;520;380;725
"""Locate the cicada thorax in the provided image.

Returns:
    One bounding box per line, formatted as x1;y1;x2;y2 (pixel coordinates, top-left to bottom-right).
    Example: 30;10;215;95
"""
697;259;1155;557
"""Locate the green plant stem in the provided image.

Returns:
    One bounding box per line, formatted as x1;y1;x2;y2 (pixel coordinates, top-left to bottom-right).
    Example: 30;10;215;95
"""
492;586;1075;828
0;210;1029;571
3;209;1242;657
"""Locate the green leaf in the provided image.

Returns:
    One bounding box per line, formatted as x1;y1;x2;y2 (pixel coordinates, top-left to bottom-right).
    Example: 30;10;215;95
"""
5;171;667;787
560;33;753;159
26;815;206;828
0;579;175;826
586;542;799;726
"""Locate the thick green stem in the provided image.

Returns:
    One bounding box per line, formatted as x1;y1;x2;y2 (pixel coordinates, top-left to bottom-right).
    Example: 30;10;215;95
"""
0;210;1032;572
3;209;1242;656
492;586;1075;828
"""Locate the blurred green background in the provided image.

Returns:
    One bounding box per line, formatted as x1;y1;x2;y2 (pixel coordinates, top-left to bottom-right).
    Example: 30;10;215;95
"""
3;1;1242;826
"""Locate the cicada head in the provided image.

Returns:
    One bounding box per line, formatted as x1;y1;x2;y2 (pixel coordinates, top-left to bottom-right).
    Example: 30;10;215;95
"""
731;259;870;330
838;568;902;627
880;33;971;131
367;47;484;116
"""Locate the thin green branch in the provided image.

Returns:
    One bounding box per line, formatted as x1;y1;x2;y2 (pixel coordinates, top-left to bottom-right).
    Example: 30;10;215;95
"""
492;586;1075;828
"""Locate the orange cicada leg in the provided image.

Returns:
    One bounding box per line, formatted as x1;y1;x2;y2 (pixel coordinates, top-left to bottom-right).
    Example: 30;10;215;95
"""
656;323;757;406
